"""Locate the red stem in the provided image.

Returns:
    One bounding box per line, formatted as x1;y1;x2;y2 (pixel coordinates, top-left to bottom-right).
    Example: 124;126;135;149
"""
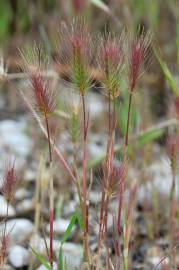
117;90;133;245
44;113;54;268
117;177;124;236
125;92;133;147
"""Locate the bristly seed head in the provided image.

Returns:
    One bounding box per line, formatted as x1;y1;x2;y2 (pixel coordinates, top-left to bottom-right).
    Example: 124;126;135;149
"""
20;44;56;117
30;74;56;116
97;32;124;100
167;135;179;174
1;158;18;203
128;30;152;92
58;18;92;95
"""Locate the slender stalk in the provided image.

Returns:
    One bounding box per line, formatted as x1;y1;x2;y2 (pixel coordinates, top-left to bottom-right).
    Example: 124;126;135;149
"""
108;93;111;136
2;202;9;265
21;93;76;183
120;90;133;270
170;172;177;268
104;194;110;270
81;94;89;261
45;114;52;163
29;157;43;270
44;113;54;268
113;99;116;131
73;153;84;213
125;92;133;147
117;175;125;236
96;189;105;269
49;164;54;268
3;202;9;242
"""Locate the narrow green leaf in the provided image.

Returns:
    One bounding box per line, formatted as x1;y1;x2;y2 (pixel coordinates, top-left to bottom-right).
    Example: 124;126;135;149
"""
76;212;84;230
137;129;163;148
64;257;68;270
90;0;110;13
61;213;77;245
154;49;179;96
58;211;83;270
58;246;63;270
30;246;52;270
0;0;12;40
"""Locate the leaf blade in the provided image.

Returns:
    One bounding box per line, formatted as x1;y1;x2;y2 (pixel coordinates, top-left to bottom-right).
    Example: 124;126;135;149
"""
30;246;52;270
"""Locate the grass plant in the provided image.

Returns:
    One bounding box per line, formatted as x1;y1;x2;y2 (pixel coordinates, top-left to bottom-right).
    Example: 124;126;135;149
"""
1;15;178;270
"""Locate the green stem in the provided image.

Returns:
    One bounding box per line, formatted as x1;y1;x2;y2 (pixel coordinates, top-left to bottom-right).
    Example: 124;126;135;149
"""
81;94;89;262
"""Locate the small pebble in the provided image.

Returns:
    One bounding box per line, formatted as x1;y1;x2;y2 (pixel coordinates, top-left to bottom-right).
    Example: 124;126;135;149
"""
0;218;34;245
46;218;75;236
8;245;29;268
0;195;15;217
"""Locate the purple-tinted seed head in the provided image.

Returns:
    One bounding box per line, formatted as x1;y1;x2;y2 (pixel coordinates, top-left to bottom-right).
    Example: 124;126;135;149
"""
98;32;124;99
167;135;179;159
1;159;17;203
30;74;56;116
99;35;123;69
20;44;56;116
167;135;179;174
58;18;92;95
128;31;152;92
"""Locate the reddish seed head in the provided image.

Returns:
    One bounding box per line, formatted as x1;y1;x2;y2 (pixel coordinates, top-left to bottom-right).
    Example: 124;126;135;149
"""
20;44;56;116
130;43;143;91
58;18;92;94
99;34;123;69
59;18;91;65
98;32;124;99
30;74;56;116
167;135;179;159
105;161;127;198
128;31;152;92
167;135;179;174
1;159;17;203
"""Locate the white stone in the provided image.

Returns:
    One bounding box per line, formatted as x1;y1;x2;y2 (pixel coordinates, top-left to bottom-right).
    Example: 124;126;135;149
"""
24;169;37;182
15;188;31;200
132;155;179;204
37;262;57;270
63;200;77;216
89;190;102;204
8;245;29;268
89;134;106;159
31;235;82;269
0;218;34;246
0;119;31;157
46;218;75;235
87;92;105;117
0;195;15;217
16;199;34;214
